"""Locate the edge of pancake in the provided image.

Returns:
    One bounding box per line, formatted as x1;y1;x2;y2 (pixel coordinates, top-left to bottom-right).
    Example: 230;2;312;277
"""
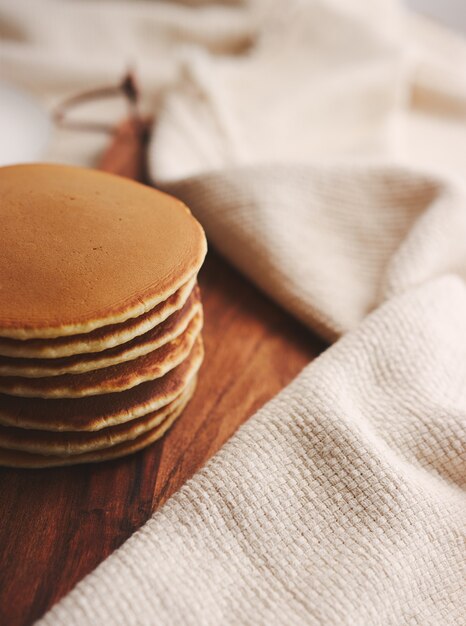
0;380;195;467
0;276;197;359
0;237;206;339
0;311;203;398
0;296;201;378
0;376;197;456
0;336;204;431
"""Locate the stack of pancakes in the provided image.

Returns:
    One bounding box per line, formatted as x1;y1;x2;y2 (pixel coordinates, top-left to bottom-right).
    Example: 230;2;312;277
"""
0;164;207;468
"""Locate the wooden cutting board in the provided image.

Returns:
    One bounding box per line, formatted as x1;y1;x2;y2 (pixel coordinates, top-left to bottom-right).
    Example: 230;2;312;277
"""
0;119;324;626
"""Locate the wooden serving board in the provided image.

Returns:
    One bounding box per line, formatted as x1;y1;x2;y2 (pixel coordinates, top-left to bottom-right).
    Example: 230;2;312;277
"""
0;120;324;626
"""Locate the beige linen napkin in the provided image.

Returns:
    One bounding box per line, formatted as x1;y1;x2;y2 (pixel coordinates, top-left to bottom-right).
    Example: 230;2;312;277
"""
1;0;465;624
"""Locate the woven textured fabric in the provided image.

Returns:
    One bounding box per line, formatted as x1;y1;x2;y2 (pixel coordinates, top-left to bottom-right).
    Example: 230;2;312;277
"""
165;165;453;340
2;0;465;624
42;276;466;625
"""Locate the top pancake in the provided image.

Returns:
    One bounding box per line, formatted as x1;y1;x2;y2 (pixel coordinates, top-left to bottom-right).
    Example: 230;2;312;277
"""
0;163;207;339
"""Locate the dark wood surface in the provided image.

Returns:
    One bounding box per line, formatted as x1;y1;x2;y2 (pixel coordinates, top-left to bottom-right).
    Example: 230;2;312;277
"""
0;120;325;626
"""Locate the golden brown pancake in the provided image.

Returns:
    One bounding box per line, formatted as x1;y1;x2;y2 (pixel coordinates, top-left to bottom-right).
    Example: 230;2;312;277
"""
0;389;193;467
0;163;207;339
0;337;203;431
0;277;197;359
0;377;196;456
0;289;201;377
0;311;203;398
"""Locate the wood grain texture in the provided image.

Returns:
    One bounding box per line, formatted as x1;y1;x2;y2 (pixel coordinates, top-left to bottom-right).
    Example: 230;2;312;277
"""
0;119;325;626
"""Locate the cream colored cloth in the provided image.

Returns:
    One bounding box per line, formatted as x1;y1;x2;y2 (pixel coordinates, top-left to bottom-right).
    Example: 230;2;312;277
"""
1;1;465;624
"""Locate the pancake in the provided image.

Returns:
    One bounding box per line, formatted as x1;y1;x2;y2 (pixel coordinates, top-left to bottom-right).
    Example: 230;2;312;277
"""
0;276;197;359
0;163;207;339
0;311;203;398
0;388;193;468
0;337;203;431
0;377;197;456
0;289;201;377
